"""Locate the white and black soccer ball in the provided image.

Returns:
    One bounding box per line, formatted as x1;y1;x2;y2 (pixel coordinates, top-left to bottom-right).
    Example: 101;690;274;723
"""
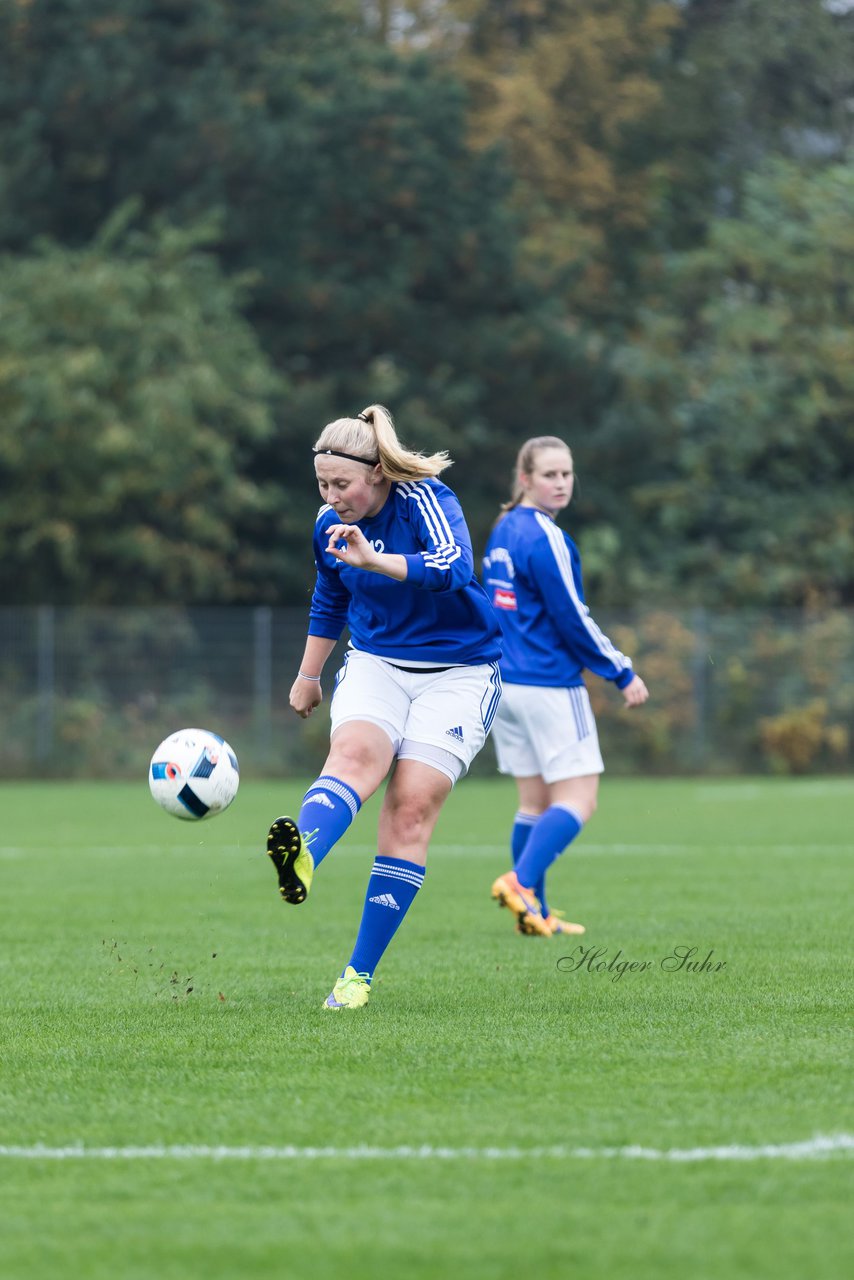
149;728;239;820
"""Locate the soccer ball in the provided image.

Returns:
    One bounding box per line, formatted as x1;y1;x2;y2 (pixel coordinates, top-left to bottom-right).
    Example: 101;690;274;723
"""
149;728;239;820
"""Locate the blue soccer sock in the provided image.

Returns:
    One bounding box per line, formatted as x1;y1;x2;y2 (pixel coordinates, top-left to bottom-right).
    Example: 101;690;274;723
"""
514;805;584;899
511;812;537;867
510;811;549;917
297;775;361;869
347;857;425;981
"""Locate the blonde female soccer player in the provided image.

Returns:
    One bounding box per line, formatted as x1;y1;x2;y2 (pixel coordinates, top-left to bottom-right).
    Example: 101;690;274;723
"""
482;436;648;937
267;405;502;1008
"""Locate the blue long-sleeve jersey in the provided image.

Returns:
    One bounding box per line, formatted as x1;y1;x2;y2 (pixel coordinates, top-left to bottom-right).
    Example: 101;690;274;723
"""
482;506;634;689
309;477;502;665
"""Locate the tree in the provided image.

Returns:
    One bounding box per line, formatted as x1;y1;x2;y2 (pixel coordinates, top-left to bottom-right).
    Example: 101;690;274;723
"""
0;0;583;593
0;215;283;604
425;0;680;319
640;0;854;250
597;159;854;607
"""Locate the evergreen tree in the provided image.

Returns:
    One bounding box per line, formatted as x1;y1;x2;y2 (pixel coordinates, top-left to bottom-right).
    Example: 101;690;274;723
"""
600;159;854;607
0;0;580;598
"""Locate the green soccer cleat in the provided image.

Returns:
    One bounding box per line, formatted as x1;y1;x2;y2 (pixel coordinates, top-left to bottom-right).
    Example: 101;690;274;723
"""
491;871;552;937
266;816;314;904
324;966;371;1010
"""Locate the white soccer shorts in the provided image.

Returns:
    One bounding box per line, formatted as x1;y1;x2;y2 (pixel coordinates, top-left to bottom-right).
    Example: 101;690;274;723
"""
492;682;604;782
329;649;502;782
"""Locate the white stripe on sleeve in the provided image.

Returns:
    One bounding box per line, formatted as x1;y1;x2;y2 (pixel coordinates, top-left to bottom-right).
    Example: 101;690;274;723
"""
401;482;462;572
535;512;630;669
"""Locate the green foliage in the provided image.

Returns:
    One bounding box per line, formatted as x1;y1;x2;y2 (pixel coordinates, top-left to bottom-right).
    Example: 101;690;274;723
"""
441;0;680;315
759;700;849;775
0;0;359;251
0;0;581;600
1;0;854;611
647;0;854;246
600;159;854;607
0;220;282;603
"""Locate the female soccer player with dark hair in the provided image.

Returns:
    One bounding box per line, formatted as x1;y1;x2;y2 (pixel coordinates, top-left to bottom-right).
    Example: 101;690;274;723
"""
482;436;648;937
267;405;502;1009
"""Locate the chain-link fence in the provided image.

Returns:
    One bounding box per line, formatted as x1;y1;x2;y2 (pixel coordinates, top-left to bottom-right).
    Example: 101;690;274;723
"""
1;605;851;778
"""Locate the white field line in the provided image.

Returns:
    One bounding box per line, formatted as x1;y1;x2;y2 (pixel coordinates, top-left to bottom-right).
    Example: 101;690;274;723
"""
0;1135;851;1163
692;781;854;801
408;844;854;859
1;843;852;860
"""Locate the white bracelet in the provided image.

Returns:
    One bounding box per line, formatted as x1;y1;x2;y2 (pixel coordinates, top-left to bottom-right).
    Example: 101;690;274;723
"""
298;671;322;682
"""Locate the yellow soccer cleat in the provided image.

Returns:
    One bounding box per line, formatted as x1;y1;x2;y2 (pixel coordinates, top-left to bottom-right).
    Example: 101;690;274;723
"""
324;966;371;1010
491;871;552;937
266;816;314;905
543;910;586;937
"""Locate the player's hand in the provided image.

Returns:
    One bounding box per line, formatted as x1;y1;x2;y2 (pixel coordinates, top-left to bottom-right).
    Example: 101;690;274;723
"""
325;523;378;569
621;674;649;707
289;675;323;718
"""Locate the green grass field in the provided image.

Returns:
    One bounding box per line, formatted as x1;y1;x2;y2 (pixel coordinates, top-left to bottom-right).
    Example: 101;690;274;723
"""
1;776;851;1279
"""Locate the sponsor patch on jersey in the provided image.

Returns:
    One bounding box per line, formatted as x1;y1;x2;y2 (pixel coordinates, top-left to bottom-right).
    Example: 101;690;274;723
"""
493;588;517;611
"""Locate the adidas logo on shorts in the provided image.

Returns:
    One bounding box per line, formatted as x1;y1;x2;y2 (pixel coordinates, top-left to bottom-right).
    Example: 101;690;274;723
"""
445;725;464;743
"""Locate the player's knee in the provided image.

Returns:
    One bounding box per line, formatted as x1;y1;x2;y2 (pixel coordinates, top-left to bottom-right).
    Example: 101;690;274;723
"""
389;796;429;833
385;795;439;847
324;742;386;792
585;793;598;820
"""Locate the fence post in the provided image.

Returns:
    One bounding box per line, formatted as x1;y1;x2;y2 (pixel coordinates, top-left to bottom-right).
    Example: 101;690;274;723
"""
691;605;708;770
36;605;55;762
253;606;273;764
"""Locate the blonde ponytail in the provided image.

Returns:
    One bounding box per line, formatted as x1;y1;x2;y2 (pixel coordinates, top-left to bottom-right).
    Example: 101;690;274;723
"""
314;405;451;481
